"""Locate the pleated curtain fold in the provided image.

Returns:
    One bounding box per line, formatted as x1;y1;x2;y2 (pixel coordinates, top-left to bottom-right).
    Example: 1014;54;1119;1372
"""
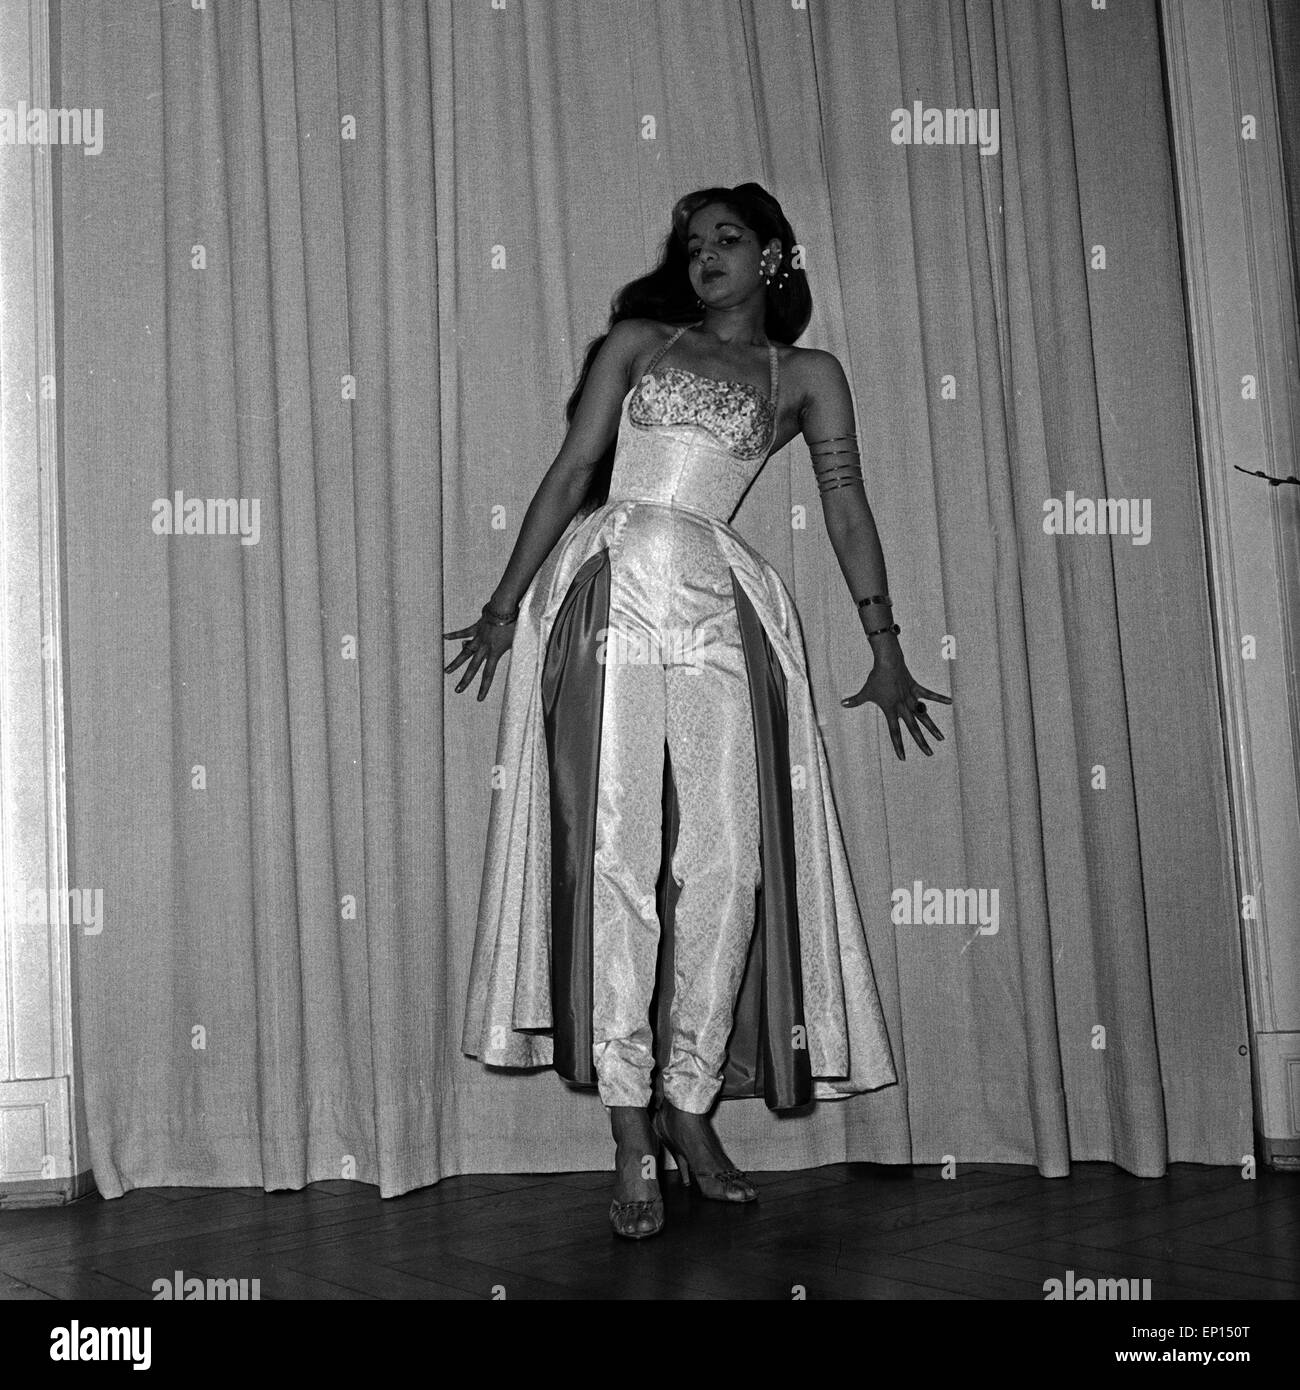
54;0;1249;1197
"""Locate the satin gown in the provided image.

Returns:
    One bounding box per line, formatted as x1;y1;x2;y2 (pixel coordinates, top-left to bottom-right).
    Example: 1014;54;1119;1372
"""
462;321;897;1112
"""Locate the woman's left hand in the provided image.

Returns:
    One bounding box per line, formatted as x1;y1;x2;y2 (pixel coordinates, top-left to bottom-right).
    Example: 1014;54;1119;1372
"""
842;657;952;760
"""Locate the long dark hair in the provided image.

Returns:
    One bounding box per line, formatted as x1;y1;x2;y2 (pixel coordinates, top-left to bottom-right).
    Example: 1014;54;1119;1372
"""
567;182;813;516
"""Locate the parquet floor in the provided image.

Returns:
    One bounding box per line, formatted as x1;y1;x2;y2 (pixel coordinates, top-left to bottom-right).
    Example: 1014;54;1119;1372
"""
1;1161;1295;1301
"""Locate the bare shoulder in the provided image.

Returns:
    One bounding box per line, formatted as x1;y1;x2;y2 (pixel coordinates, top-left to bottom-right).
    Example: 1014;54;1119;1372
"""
779;346;849;429
606;317;662;342
606;317;672;353
610;317;678;379
781;345;855;440
783;344;849;395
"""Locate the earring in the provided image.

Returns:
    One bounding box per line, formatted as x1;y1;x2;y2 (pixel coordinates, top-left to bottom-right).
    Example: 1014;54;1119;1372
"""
762;252;782;286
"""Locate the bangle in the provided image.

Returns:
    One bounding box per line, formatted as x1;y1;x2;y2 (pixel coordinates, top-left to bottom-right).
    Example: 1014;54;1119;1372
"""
481;600;519;626
855;593;892;609
813;459;864;494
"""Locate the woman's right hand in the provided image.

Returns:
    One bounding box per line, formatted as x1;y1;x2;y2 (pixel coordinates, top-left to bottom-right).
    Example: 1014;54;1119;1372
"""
443;613;516;701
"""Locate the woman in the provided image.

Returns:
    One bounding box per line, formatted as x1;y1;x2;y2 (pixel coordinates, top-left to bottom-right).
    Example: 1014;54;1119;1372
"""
447;183;950;1240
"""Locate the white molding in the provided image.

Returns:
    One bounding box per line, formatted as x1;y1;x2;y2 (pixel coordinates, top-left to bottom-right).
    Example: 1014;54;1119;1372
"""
1255;1032;1300;1162
0;1076;70;1180
0;0;88;1195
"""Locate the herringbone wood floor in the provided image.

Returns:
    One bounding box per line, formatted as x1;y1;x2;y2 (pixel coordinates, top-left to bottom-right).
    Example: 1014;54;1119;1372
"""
1;1162;1295;1301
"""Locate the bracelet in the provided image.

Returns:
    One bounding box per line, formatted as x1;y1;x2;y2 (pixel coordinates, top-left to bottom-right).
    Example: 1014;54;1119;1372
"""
855;593;892;609
813;461;864;494
481;600;519;626
811;432;863;495
809;434;859;459
866;622;901;638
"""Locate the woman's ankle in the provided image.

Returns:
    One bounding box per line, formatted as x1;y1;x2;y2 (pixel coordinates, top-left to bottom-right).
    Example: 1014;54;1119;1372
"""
608;1105;658;1195
607;1103;652;1138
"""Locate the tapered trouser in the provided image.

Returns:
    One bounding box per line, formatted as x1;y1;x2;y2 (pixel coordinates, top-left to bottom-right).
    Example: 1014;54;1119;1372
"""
590;524;762;1113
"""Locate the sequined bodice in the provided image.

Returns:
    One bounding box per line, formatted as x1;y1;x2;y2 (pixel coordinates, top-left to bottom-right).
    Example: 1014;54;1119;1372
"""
606;323;779;523
628;365;774;461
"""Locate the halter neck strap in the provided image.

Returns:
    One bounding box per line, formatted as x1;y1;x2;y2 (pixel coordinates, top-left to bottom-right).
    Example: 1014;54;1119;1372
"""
766;341;780;452
637;321;781;452
640;322;693;378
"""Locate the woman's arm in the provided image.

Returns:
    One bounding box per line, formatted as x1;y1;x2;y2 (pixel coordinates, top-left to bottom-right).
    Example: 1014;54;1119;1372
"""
444;320;647;701
486;320;647;614
799;350;952;759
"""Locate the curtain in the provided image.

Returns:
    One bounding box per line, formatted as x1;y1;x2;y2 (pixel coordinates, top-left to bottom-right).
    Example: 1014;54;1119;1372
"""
1268;0;1300;325
55;0;1251;1199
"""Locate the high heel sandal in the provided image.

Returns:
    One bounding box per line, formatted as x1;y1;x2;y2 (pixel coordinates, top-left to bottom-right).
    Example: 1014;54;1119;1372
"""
608;1119;665;1239
651;1102;757;1204
608;1193;665;1240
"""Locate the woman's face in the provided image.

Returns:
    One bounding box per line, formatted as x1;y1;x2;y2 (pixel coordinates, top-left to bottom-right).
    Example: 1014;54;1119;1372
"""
684;203;780;308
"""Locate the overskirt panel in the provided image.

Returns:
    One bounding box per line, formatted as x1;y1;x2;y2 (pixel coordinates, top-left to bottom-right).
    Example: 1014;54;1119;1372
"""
461;501;897;1104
